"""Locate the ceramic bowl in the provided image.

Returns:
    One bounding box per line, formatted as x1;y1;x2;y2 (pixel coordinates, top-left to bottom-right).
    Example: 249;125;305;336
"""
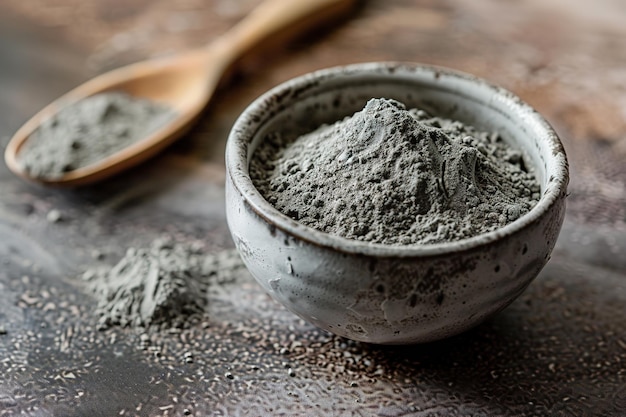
225;62;568;344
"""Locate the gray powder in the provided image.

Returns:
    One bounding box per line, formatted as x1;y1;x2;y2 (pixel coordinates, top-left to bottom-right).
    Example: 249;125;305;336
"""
19;92;176;179
83;238;245;330
250;98;540;245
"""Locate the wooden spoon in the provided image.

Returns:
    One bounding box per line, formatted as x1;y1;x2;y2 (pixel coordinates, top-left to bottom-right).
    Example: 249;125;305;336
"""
4;0;356;186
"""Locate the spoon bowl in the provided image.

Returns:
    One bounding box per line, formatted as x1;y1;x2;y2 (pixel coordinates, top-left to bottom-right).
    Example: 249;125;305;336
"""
5;0;356;186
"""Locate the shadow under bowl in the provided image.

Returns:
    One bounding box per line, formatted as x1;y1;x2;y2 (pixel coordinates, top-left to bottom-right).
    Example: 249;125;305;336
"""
225;62;569;344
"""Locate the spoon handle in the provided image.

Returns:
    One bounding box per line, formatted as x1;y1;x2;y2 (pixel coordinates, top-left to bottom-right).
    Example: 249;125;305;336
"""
216;0;357;61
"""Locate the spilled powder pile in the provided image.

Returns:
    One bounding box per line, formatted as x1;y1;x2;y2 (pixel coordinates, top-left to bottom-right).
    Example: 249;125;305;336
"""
82;238;245;330
251;98;540;245
19;92;176;179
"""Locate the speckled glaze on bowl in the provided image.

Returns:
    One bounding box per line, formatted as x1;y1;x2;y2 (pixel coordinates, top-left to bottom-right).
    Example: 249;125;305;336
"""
225;62;568;345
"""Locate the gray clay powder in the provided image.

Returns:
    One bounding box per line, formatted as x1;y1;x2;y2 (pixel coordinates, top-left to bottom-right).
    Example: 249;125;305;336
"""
250;98;541;245
83;238;245;330
18;92;175;179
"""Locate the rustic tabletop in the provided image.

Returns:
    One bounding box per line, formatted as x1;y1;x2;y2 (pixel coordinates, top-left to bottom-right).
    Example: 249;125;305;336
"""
1;1;625;416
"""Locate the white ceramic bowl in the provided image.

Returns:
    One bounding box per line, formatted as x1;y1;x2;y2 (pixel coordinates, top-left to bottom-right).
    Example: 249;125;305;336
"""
225;62;568;344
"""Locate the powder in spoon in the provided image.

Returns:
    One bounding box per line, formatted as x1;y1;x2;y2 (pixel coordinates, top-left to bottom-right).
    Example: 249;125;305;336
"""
250;98;541;245
18;92;176;179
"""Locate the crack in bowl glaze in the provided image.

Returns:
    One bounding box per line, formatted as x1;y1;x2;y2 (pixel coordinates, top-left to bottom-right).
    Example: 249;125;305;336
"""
225;62;569;344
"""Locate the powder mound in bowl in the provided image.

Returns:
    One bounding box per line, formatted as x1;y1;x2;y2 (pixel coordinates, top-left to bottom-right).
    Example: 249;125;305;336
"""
250;98;541;245
18;92;176;179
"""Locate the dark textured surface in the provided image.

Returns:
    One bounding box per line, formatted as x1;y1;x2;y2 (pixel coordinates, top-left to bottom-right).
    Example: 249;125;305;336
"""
0;1;625;416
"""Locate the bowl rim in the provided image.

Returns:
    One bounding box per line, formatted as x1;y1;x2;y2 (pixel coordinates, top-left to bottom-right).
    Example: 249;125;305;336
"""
225;62;569;258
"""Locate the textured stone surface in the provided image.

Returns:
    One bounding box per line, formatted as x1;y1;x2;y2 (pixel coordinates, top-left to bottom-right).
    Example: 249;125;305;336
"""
0;0;625;415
